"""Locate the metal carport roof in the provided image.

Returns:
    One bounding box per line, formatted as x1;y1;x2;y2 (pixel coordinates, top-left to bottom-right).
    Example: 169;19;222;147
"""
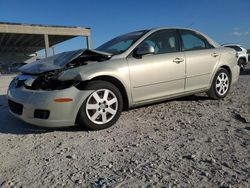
0;22;91;56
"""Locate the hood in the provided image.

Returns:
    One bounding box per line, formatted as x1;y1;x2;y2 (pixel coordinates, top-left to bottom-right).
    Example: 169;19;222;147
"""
19;49;112;74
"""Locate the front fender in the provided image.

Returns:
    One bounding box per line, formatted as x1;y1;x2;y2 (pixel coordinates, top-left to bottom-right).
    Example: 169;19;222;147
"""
58;59;127;81
58;59;133;107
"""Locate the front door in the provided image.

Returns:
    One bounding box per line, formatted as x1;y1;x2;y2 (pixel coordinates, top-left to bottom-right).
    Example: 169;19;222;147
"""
127;29;186;103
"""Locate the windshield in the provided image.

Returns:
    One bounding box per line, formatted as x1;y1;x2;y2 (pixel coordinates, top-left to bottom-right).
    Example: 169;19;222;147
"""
96;30;149;55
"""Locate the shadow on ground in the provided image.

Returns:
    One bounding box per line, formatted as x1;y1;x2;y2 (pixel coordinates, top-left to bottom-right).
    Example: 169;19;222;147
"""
176;95;210;101
0;93;211;135
240;67;250;76
0;95;83;135
131;94;211;110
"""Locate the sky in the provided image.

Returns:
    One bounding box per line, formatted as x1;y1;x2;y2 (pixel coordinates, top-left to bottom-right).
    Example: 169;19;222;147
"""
0;0;250;55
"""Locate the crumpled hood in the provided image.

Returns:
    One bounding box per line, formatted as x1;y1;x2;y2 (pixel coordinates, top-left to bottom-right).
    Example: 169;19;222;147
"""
19;49;112;74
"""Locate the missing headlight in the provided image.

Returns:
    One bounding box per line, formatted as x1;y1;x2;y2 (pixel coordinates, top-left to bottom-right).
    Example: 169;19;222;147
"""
24;72;79;91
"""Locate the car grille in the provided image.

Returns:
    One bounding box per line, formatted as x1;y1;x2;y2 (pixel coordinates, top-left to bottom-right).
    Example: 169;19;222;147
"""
8;100;23;115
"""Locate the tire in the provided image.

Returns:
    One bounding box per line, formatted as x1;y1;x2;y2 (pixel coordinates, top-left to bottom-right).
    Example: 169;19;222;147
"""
238;58;246;71
77;80;123;130
207;68;231;100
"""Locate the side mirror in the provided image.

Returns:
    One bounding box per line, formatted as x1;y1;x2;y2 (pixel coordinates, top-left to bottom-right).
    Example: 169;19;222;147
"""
135;44;155;57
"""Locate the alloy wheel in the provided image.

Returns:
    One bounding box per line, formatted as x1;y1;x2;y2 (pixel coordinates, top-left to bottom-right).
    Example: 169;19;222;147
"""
215;72;229;96
86;89;118;124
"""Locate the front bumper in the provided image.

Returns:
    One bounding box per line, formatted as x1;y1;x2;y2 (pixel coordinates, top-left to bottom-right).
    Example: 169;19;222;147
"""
7;81;93;128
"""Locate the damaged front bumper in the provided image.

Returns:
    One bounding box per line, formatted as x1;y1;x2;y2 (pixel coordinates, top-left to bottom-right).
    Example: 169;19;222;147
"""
7;80;93;128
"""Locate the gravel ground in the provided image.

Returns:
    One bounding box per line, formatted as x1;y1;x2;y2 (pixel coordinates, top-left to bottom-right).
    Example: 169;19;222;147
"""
0;68;249;188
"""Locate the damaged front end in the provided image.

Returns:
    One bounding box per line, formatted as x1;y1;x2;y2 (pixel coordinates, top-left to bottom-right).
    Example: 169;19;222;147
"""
22;71;78;90
15;49;112;90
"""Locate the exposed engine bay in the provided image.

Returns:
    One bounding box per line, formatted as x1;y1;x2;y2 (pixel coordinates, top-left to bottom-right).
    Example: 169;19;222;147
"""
15;49;112;90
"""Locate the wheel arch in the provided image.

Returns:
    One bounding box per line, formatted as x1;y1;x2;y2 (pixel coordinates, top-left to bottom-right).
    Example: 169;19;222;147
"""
238;57;247;62
208;64;232;90
220;65;232;81
91;76;129;110
84;75;129;110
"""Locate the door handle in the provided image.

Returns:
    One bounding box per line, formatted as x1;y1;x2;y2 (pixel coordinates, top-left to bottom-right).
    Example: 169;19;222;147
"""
173;58;184;64
211;52;219;57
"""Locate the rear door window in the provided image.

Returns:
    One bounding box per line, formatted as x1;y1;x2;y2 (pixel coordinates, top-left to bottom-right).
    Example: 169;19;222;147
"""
180;30;213;51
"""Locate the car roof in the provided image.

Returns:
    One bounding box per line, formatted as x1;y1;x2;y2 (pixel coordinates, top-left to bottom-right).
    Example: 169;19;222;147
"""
149;27;206;31
146;27;220;48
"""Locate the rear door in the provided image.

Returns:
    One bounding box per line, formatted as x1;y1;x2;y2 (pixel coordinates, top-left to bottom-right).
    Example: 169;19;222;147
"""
179;29;220;91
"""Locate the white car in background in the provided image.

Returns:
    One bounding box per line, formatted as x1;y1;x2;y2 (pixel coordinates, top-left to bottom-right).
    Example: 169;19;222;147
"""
223;44;248;70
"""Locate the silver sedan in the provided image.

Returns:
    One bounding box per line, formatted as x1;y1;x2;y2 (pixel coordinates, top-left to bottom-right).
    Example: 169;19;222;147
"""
8;28;240;130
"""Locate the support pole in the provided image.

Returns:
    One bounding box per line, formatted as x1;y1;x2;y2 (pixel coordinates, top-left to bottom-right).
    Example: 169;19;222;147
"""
86;36;91;49
44;34;49;57
52;46;55;55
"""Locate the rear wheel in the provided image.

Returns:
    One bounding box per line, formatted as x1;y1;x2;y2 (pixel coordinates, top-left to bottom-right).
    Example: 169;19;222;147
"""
77;81;123;130
207;68;230;100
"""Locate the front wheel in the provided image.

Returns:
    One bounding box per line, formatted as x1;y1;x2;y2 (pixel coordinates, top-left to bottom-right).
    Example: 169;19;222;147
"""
77;81;123;130
207;68;231;100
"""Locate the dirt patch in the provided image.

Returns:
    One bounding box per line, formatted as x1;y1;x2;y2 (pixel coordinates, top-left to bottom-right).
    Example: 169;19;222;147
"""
0;70;249;187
